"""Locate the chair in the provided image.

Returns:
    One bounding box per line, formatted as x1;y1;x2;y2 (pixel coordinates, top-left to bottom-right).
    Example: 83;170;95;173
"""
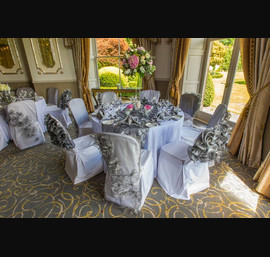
7;100;45;150
68;98;93;137
0;114;11;151
45;89;72;128
179;93;201;121
181;104;229;146
16;87;35;98
156;114;231;200
139;90;160;103
47;87;59;106
44;113;104;184
99;91;118;105
96;132;154;213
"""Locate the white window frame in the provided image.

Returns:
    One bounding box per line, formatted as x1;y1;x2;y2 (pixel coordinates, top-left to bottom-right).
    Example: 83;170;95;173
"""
94;38;124;89
198;38;241;125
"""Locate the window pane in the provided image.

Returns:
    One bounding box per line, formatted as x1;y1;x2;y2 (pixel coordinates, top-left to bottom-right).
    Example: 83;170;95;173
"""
202;38;234;115
228;52;250;122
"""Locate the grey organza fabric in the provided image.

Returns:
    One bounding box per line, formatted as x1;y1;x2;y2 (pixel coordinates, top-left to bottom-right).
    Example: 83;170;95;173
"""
59;89;72;110
44;113;75;150
96;132;154;213
47;87;59;106
7;100;45;149
99;91;118;105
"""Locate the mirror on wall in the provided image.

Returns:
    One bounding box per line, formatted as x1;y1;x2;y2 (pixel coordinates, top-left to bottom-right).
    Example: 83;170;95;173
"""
0;38;22;74
30;38;63;74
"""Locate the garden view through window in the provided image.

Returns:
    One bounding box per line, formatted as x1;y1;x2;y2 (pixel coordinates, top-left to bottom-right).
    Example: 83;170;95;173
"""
96;38;141;98
202;38;250;122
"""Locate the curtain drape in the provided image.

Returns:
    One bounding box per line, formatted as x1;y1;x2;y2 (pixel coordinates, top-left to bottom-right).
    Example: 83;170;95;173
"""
228;38;270;169
131;38;161;90
166;38;191;106
81;38;94;113
66;38;94;113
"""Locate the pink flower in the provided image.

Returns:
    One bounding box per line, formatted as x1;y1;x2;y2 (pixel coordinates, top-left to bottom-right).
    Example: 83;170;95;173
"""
128;55;139;69
144;105;152;110
127;104;134;110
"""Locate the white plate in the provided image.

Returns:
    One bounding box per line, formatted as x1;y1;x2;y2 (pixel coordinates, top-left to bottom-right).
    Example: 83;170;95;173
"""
172;115;183;120
101;120;114;125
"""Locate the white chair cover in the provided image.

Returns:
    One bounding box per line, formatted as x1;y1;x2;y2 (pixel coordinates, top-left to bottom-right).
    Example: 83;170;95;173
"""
99;91;118;104
65;135;104;184
97;132;154;212
157;141;209;200
157;114;231;200
68;98;93;137
140;90;160;103
207;104;228;128
7;100;45;149
0;115;11;151
44;114;103;184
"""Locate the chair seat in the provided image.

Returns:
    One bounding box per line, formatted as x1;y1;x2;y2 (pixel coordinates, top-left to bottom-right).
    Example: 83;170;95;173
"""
65;135;103;184
78;121;93;137
157;141;209;200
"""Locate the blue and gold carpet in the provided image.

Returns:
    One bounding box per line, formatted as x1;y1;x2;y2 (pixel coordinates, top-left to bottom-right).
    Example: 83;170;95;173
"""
0;121;270;218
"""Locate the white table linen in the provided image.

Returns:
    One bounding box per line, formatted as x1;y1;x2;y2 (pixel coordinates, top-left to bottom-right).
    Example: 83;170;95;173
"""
91;111;184;177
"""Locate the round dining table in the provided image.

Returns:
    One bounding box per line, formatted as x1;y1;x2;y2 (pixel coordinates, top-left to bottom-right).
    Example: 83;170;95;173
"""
91;107;184;177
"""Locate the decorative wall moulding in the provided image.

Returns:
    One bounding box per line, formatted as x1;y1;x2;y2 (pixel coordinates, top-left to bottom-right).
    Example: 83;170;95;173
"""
30;38;64;75
0;38;23;75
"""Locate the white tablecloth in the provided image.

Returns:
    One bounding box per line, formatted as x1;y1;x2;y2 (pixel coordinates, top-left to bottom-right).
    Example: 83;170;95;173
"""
35;98;47;132
91;112;184;177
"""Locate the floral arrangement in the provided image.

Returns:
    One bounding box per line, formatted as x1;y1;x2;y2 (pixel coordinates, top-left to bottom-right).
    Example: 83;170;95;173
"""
121;45;156;77
0;83;11;93
126;104;134;110
144;104;152;115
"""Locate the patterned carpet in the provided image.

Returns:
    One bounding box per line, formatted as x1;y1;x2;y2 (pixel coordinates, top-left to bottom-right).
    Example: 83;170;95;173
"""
1;119;270;218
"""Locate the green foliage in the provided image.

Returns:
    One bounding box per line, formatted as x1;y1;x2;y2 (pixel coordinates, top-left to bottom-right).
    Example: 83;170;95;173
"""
203;73;215;107
99;66;128;88
210;71;223;78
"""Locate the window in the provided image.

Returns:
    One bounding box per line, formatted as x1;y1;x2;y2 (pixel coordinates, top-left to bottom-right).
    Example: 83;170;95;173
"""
95;38;139;89
200;38;250;122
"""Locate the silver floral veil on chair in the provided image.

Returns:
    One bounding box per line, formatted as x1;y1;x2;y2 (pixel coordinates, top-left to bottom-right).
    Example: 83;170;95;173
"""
96;132;154;213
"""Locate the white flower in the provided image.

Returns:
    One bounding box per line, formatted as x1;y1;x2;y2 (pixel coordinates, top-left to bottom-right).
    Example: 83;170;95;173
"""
141;60;145;65
145;53;150;59
133;69;137;73
141;56;145;60
125;69;131;75
140;66;145;73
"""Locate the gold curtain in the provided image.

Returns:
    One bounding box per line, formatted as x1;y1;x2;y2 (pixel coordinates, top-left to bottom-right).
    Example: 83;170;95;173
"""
228;38;270;168
131;38;160;90
168;38;191;106
81;38;94;113
254;151;270;198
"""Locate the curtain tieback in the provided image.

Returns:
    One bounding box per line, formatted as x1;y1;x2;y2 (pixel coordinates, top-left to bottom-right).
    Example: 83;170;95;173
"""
243;82;270;117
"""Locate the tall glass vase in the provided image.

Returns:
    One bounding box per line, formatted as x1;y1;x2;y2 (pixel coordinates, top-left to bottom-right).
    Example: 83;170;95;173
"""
136;73;143;99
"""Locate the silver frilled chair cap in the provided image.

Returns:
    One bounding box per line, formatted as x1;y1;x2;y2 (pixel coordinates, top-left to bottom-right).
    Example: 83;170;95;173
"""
96;132;154;213
44;113;103;184
156;114;231;200
68;98;93;137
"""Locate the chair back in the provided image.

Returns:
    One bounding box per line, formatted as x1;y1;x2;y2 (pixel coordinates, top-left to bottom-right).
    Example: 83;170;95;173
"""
207;104;228;128
188;112;232;163
60;89;72;109
44;113;75;150
97;132;142;202
16;87;35;97
140;90;160;103
179;93;201;117
7;100;45;149
99;91;118;104
47;87;59;106
68;98;90;126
